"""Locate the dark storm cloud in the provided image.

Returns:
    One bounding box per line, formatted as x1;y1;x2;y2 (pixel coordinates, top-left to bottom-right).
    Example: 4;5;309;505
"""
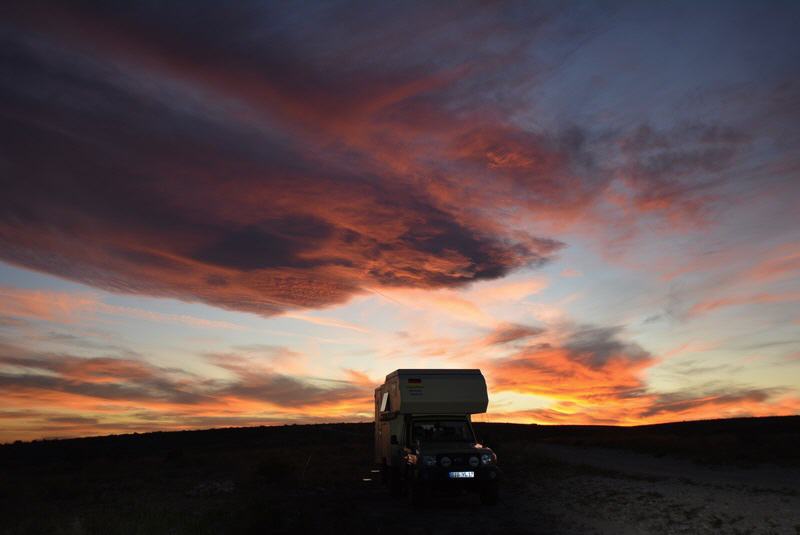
194;217;339;272
0;23;558;313
0;2;752;315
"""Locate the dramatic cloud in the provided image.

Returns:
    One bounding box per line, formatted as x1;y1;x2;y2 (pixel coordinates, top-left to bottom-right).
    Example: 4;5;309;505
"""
0;286;96;323
2;2;798;440
0;343;370;409
0;2;741;317
0;340;373;440
488;325;655;403
485;324;800;425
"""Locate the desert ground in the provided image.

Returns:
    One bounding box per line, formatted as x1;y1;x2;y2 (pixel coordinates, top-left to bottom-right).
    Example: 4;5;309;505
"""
1;417;798;534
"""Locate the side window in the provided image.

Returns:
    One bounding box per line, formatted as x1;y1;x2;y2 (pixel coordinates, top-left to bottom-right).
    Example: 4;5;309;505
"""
380;392;389;412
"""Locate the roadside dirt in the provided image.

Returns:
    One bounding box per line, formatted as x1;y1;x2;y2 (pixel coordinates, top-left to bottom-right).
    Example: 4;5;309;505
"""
525;444;800;534
355;443;800;535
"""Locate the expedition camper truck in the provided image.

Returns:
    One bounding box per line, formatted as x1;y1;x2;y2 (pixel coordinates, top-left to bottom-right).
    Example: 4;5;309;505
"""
374;369;500;505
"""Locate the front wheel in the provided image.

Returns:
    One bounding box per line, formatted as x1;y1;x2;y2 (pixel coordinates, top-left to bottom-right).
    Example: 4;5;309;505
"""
479;481;499;505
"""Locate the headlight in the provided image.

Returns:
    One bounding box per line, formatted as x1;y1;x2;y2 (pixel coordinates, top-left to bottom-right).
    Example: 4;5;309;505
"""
468;456;479;467
423;455;437;467
481;453;495;465
440;456;452;468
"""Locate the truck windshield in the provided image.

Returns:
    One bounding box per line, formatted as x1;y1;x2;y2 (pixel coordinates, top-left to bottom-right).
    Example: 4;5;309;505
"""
412;420;474;443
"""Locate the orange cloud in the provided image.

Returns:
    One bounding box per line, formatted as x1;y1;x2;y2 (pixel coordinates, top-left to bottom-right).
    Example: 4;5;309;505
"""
2;3;791;442
379;288;493;326
0;287;97;323
742;243;800;283
0;3;736;320
483;324;798;425
689;292;800;316
484;392;800;426
480;323;545;346
0;286;245;330
0;343;373;441
280;312;370;333
461;277;548;305
482;325;656;425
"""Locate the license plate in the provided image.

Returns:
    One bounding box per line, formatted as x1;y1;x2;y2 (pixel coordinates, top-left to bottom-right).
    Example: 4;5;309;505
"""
448;471;474;478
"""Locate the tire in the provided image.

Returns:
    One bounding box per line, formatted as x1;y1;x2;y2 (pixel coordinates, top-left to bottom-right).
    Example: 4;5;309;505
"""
480;482;499;505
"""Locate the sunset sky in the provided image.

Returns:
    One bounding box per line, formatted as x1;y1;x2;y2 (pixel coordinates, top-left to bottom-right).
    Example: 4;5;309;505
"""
1;1;799;442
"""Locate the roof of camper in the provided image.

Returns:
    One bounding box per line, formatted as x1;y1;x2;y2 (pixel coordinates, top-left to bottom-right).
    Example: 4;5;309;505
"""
385;369;482;381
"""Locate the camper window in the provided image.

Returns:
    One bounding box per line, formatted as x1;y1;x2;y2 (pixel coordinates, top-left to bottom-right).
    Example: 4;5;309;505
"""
379;392;389;412
412;419;475;443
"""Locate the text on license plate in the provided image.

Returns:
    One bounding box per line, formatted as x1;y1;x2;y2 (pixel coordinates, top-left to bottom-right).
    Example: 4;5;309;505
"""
448;471;474;478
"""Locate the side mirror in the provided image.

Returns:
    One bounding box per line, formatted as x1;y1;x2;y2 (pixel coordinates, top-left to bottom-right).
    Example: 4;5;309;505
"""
390;435;398;445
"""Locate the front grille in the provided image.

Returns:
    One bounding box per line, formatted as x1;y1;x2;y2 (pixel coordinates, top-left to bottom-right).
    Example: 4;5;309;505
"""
439;454;469;467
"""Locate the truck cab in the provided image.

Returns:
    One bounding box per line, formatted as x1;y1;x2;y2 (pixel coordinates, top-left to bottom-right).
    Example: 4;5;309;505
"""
374;369;500;505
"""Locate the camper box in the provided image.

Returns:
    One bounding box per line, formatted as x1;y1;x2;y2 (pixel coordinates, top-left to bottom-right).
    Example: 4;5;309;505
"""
374;369;488;465
375;369;488;418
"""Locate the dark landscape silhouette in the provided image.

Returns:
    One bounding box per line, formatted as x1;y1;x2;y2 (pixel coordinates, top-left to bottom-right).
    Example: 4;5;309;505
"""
2;416;798;534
